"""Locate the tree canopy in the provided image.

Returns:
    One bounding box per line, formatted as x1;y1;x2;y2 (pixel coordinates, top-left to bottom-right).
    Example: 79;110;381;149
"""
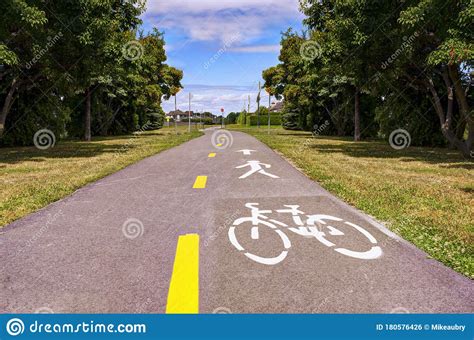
0;0;182;145
263;0;473;157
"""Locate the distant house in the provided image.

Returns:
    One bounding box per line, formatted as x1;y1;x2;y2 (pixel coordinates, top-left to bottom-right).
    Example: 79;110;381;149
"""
167;110;219;123
167;110;198;122
184;111;197;118
269;101;284;113
167;110;185;122
201;112;218;122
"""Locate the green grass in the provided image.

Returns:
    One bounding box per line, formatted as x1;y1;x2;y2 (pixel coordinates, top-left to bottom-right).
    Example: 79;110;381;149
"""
0;126;203;227
229;125;474;278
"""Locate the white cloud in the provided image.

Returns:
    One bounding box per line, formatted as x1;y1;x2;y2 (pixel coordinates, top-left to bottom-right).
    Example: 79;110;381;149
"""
144;0;299;16
229;45;281;53
162;84;275;114
143;0;302;44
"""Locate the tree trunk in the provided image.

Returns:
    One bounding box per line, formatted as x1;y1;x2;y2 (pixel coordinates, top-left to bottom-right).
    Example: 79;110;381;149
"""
426;74;471;158
455;119;467;141
84;87;92;141
354;87;361;141
0;78;19;137
448;64;473;156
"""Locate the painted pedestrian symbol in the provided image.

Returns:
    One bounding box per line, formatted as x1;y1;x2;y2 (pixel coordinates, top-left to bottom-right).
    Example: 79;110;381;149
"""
237;149;256;156
236;160;279;179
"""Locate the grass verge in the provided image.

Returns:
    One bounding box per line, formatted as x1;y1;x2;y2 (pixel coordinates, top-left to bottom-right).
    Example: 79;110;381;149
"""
230;125;474;278
1;126;203;227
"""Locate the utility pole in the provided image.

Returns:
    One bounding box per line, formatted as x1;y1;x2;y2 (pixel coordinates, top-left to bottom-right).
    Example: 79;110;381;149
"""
268;90;271;135
247;95;250;126
257;81;261;128
188;92;191;133
174;93;178;134
220;108;224;128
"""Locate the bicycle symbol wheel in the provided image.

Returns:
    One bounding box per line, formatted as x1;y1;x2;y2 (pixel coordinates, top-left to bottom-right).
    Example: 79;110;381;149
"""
306;215;382;260
228;219;291;265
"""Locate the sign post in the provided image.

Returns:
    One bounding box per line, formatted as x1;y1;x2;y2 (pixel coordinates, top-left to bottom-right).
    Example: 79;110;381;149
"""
188;93;192;133
174;92;178;134
267;88;271;135
220;108;224;128
257;81;261;128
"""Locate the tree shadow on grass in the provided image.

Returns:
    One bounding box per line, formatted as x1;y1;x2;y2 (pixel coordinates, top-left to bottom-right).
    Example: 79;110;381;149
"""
307;138;472;166
0;140;141;165
458;186;474;194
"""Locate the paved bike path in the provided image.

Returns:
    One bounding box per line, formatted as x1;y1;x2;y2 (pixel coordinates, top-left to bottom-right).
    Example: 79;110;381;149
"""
1;129;472;313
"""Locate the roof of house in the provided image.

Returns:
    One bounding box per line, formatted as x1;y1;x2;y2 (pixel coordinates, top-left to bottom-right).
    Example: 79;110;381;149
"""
167;110;218;118
167;110;185;116
269;101;284;112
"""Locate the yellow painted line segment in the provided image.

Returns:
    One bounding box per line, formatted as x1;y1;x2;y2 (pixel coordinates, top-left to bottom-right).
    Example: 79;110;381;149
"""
193;176;207;189
166;234;200;314
216;143;222;147
208;153;216;158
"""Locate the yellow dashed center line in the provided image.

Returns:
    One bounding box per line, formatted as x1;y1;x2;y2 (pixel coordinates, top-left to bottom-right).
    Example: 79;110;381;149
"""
166;234;200;314
193;176;207;189
208;153;216;158
216;143;222;147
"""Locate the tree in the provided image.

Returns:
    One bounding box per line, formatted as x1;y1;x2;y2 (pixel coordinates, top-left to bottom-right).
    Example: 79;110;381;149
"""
0;0;183;146
54;0;143;141
396;0;473;157
301;0;400;141
263;0;471;157
225;112;239;124
0;0;48;137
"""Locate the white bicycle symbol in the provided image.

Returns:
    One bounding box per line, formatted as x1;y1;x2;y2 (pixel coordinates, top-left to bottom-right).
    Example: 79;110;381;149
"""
228;203;383;265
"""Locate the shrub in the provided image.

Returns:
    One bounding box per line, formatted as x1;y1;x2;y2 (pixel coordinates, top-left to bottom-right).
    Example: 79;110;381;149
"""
282;112;300;130
246;114;282;126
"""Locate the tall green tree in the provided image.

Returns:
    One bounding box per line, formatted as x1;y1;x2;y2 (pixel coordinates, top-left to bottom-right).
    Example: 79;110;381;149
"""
0;0;49;137
56;0;144;140
264;0;472;157
1;0;183;146
396;0;473;157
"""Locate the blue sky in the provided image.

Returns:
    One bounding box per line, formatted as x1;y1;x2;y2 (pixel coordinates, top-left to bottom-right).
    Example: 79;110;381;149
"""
141;0;304;115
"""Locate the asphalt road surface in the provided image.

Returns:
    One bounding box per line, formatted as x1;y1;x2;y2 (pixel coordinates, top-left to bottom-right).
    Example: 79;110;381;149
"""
1;129;473;313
